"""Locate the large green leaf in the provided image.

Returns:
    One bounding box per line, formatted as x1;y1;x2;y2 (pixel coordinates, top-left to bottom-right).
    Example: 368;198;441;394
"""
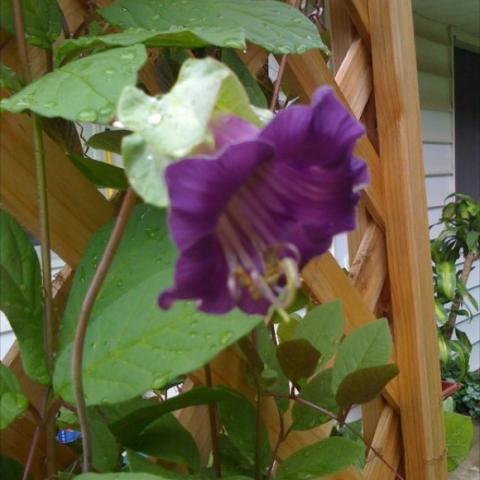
53;205;261;405
291;368;336;431
0;0;61;49
99;0;326;55
335;364;399;408
0;62;23;94
0;364;28;430
0;210;49;383
217;388;272;471
56;28;245;66
444;411;473;471
294;300;344;366
124;413;200;470
70;154;129;190
118;57;263;207
275;437;364;480
332;319;392;392
0;45;147;124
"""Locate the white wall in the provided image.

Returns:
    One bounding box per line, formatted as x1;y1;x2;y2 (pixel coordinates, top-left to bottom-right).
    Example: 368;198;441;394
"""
415;13;480;371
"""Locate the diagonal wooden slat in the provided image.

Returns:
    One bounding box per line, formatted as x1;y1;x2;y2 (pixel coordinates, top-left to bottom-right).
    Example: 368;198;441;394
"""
344;0;371;47
0;112;116;266
329;0;357;72
369;1;447;478
286;51;384;228
335;38;373;120
363;405;402;480
349;223;387;311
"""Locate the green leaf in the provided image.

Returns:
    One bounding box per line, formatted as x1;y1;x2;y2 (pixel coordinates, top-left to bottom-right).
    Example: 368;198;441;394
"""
276;339;320;383
53;205;261;405
275;437;364;480
89;411;120;472
436;261;457;301
126;450;185;478
118;57;262;207
99;0;326;55
444;411;473;471
294;300;345;365
455;329;472;355
0;62;23;94
217;388;272;471
96;396;156;427
69;154;129;190
56;28;245;67
87;130;131;155
447;340;469;380
277;314;300;343
221;49;267;108
0;0;61;49
335;364;399;408
434;300;448;326
466;231;479;252
0;364;28;429
218;434;255;477
111;387;232;441
0;45;147;124
457;278;479;311
256;324;289;412
332;319;392;392
0;210;49;383
123;413;200;471
292;368;336;431
74;474;170;480
0;455;32;480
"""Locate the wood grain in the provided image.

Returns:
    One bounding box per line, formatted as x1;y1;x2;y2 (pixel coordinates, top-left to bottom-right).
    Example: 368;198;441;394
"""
363;405;402;480
369;0;447;477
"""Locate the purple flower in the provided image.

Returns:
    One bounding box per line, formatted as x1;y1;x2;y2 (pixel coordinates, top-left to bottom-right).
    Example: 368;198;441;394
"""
159;87;368;315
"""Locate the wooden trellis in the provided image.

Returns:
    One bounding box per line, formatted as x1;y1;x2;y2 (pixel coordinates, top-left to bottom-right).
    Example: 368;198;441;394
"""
0;1;447;479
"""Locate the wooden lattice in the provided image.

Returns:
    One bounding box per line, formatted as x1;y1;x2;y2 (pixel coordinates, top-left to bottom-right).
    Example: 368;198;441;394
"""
0;1;447;479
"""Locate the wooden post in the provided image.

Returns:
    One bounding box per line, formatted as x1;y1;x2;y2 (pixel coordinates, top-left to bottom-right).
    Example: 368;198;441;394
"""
369;1;447;478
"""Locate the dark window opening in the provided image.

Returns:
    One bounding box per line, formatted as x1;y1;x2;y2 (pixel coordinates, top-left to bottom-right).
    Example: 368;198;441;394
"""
454;47;480;201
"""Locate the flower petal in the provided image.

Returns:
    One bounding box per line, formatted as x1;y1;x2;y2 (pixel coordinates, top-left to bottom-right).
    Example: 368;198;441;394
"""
211;115;259;150
165;140;274;251
158;234;235;314
259;87;365;168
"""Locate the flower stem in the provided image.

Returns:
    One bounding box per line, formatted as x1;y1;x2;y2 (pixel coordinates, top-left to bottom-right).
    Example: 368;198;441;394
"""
204;364;222;478
72;188;137;472
12;1;57;476
22;425;41;480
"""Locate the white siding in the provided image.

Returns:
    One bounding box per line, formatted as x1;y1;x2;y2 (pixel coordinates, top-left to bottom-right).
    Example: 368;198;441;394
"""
415;14;480;371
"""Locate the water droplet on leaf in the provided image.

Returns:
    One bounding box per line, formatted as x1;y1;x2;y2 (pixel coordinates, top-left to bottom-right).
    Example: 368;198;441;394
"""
77;109;98;122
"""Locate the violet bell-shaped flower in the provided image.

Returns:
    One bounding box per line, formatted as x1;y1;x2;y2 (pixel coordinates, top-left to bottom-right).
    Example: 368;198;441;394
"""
158;87;368;315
